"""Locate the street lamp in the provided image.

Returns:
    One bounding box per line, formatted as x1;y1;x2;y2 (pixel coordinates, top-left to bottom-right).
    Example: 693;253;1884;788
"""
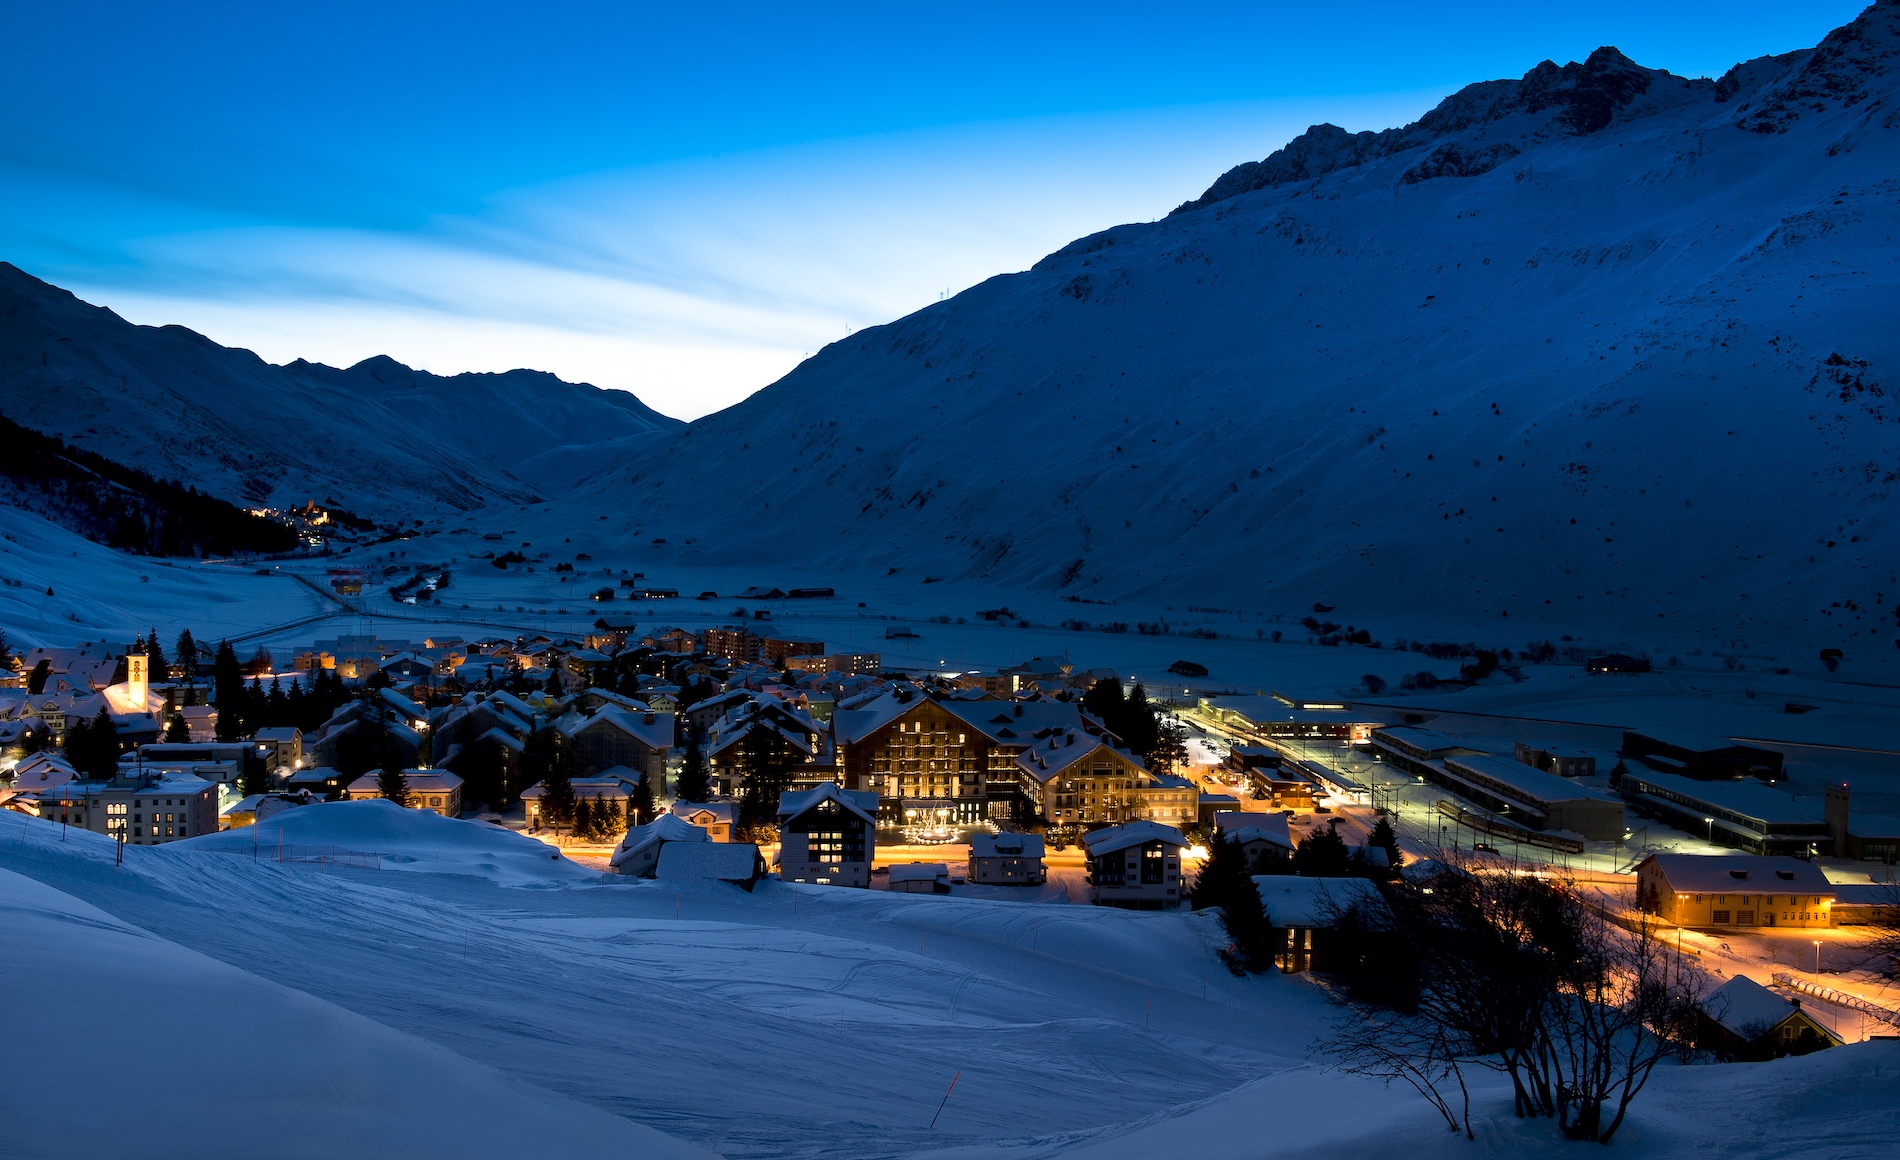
1704;817;1714;843
1813;939;1823;974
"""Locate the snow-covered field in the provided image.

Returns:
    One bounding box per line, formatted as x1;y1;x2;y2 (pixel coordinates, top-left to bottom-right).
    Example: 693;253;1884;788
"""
3;802;1897;1159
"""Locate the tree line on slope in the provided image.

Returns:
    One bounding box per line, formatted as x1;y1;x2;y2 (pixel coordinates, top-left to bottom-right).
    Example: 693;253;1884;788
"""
0;414;298;555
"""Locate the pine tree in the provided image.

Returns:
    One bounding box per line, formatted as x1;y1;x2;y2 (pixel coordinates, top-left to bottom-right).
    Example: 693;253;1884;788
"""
545;665;564;697
573;795;596;841
540;758;576;833
1192;835;1247;912
1081;675;1125;727
632;772;656;825
145;628;167;675
71;707;120;779
240;748;271;796
676;741;710;803
598;795;625;841
1367;816;1401;865
0;628;13;675
1120;681;1160;761
265;679;289;727
164;713;192;743
1292;823;1353;877
174;629;199;678
212;640;244;740
378;766;411;807
738;723;792;827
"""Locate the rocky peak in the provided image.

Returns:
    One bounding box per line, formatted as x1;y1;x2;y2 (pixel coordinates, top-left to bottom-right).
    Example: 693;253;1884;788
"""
1737;0;1900;132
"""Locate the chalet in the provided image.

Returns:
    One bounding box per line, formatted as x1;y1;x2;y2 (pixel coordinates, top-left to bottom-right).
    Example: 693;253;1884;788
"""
609;814;708;877
834;688;992;824
669;800;734;841
1013;727;1187;828
656;841;766;890
888;863;953;893
642;627;698;654
966;831;1046;885
1695;976;1841;1061
251;726;303;770
557;706;674;780
1636;854;1835;930
284;765;347;797
344;770;463;817
1213;811;1295;869
1623;729;1784;782
522;772;637;829
777;783;879;888
1083;821;1186;909
1254;875;1393;974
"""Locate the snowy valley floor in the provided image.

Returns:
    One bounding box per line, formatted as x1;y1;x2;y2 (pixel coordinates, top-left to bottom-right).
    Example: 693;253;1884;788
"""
3;803;1897;1159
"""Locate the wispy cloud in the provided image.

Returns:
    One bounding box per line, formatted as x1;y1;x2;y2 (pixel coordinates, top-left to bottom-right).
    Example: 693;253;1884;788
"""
48;93;1443;419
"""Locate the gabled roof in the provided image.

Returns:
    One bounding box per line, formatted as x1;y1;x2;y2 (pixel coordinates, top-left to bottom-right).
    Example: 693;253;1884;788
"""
1640;854;1834;896
1253;875;1391;928
889;863;951;884
560;705;674;751
1082;820;1186;856
1700;976;1807;1040
831;687;927;744
670;800;735;825
346;769;463;794
969;831;1045;859
944;698;1084;746
1214;811;1294;851
611;814;709;866
1014;732;1142;783
778;782;879;825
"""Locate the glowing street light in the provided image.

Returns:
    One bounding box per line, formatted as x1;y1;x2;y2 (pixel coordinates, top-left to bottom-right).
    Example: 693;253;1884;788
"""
1813;939;1823;973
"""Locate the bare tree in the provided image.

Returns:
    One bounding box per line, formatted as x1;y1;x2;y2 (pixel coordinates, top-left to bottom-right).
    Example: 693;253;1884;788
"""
1317;856;1706;1145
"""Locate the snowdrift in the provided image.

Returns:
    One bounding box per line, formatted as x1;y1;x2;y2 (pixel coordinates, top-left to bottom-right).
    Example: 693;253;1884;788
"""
180;799;598;886
0;866;714;1160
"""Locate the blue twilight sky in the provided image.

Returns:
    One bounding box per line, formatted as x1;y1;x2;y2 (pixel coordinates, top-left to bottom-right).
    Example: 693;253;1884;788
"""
0;1;1867;418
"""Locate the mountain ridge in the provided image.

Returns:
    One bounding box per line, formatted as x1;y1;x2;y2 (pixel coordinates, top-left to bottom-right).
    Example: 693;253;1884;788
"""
531;1;1900;658
0;262;679;519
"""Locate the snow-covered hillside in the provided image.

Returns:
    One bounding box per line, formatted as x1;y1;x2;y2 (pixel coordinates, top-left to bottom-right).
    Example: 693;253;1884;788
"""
553;2;1900;659
3;807;1895;1159
0;263;679;518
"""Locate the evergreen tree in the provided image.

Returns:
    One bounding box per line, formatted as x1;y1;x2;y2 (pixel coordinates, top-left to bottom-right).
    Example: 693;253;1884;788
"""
1119;681;1160;760
676;741;710;803
1080;676;1125;728
0;628;13;675
145;628;167;675
245;676;268;733
573;795;596;841
174;629;199;678
239;748;271;796
541;763;575;832
71;707;121;779
597;795;625;841
212;640;244;740
1366;816;1401;865
265;679;289;727
1146;717;1189;773
544;665;565;697
378;766;411;807
1291;823;1353;877
1192;835;1248;912
285;679;308;731
631;772;656;825
1224;868;1277;971
164;712;192;743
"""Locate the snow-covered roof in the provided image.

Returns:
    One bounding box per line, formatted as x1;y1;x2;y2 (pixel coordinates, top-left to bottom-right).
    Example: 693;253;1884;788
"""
969;831;1044;859
252;726;301;742
656;841;762;883
346;769;463;794
1640;854;1834;896
1014;733;1140;783
1700;976;1802;1040
611;814;709;866
888;863;951;884
830;688;923;744
1214;811;1293;851
1253;876;1390;929
944;698;1084;746
559;705;674;751
777;783;879;825
670;800;734;825
1082;821;1186;856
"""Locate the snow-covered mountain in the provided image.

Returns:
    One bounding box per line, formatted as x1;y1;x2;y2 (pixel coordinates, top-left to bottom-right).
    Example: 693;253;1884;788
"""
557;2;1900;657
0;263;679;518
